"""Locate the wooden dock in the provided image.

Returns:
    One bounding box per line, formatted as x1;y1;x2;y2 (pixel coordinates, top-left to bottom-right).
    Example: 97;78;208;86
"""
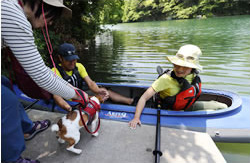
23;110;226;163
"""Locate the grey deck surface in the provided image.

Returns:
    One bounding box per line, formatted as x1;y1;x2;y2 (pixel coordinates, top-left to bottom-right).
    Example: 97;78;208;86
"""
23;110;226;163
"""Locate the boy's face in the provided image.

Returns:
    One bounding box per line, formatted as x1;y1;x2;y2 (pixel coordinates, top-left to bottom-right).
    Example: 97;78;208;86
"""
173;64;192;78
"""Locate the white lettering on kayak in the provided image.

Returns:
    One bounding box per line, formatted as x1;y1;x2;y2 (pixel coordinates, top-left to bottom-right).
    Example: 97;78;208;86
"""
104;111;128;118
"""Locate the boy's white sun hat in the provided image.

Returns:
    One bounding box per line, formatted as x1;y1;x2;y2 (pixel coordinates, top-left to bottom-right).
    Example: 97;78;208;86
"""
43;0;72;18
166;44;203;70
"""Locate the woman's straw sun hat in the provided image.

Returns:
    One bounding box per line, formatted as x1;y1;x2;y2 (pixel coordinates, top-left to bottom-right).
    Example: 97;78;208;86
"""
166;44;203;70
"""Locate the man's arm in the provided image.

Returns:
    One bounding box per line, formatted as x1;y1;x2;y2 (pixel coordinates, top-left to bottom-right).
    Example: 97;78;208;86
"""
83;76;109;100
83;76;100;94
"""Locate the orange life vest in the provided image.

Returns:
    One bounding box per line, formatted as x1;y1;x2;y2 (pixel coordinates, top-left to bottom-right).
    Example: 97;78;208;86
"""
161;70;201;111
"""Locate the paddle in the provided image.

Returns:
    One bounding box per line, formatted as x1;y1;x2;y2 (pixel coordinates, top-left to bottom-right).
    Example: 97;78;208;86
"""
24;99;40;111
156;65;163;75
152;66;163;163
153;98;163;163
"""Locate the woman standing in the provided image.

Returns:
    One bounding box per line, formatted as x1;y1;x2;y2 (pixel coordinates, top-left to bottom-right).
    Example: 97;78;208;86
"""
1;0;88;162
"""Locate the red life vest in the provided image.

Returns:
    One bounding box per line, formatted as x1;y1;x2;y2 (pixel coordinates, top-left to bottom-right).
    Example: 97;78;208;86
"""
161;70;202;111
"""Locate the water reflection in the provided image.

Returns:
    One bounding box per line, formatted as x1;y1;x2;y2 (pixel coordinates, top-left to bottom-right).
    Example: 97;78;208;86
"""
79;15;250;95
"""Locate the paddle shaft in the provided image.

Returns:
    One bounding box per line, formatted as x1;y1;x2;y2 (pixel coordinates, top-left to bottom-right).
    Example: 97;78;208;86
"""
24;99;40;110
153;103;163;163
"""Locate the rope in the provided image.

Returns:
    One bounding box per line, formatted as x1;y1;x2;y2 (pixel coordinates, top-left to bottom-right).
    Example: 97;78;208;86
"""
41;2;56;75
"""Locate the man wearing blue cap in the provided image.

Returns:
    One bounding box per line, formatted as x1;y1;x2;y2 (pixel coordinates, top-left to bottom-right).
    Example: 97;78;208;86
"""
52;43;134;111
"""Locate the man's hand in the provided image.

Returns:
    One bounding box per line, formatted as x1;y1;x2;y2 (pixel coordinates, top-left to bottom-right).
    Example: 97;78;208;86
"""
98;87;109;101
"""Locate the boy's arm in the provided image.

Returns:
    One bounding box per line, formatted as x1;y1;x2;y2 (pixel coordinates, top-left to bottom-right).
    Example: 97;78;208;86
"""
129;87;156;129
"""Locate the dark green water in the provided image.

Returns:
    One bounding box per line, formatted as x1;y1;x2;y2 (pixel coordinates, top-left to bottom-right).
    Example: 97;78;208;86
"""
80;15;250;162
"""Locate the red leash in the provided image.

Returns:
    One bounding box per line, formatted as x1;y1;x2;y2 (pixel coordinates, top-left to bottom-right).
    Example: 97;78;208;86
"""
41;2;57;75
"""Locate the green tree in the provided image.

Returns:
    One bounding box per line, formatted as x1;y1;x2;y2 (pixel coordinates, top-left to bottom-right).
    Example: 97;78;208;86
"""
120;0;250;22
100;0;124;24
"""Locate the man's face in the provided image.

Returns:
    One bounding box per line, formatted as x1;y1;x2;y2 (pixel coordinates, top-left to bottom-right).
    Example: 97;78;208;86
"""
60;57;77;71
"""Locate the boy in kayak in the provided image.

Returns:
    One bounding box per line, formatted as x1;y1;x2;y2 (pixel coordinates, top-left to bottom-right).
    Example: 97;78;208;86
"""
129;44;227;129
51;43;134;111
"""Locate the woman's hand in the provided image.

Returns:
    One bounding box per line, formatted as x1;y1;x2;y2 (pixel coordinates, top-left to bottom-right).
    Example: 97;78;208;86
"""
53;94;72;112
64;105;72;112
128;118;141;129
73;89;89;106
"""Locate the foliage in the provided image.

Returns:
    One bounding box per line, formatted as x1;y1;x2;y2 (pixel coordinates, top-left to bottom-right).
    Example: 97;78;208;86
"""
99;0;124;24
33;29;61;67
54;0;125;45
122;0;164;22
121;0;250;22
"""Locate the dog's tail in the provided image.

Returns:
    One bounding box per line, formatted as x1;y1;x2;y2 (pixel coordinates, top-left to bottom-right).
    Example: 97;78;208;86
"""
51;124;59;132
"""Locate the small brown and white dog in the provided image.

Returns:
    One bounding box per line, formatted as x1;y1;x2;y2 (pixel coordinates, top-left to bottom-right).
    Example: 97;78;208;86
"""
51;96;104;154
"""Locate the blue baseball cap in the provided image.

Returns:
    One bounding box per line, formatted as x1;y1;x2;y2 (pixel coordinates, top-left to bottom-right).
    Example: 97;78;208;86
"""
58;43;79;61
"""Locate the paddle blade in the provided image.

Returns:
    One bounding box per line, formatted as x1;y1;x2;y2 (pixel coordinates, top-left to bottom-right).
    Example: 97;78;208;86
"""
156;66;163;75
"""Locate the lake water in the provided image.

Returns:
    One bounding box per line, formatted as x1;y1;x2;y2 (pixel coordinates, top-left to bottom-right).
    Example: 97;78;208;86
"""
80;15;250;162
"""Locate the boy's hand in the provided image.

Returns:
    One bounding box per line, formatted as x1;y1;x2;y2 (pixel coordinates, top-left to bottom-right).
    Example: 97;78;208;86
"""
128;118;141;129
